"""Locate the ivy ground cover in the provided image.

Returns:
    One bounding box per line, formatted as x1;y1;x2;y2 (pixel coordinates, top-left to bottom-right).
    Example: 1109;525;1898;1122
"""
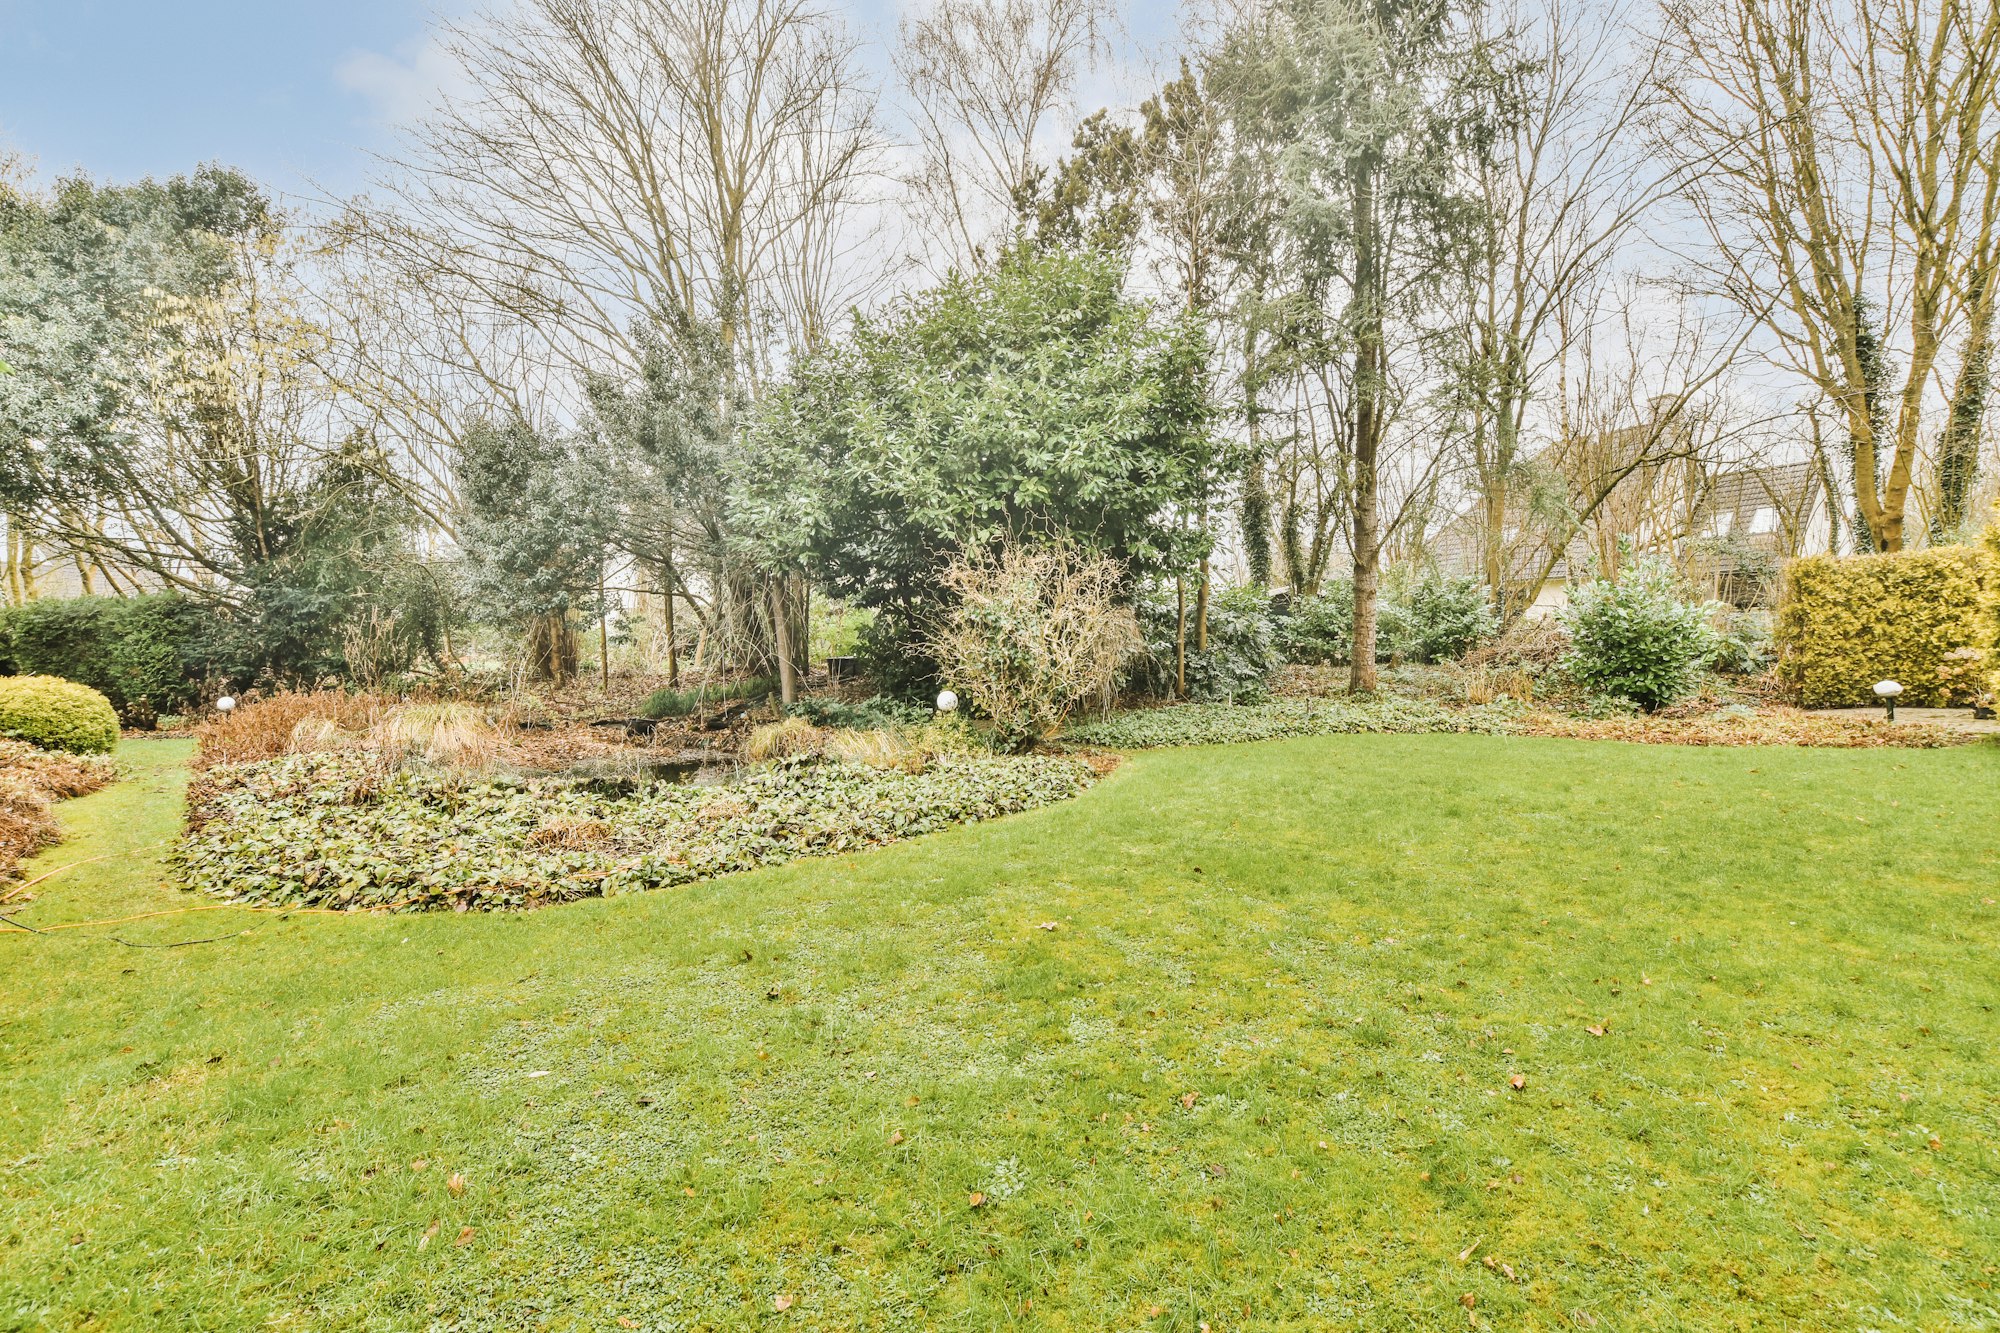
3;736;1998;1330
179;751;1094;911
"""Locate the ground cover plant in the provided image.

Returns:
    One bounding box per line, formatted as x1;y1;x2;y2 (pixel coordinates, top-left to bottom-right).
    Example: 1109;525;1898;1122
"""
179;750;1094;911
1064;695;1982;750
1064;695;1526;748
3;736;1998;1330
639;675;777;720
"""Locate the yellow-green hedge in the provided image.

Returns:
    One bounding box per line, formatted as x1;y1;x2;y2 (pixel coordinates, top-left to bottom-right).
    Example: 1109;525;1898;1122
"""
1983;506;2000;701
1775;547;1990;707
0;674;121;754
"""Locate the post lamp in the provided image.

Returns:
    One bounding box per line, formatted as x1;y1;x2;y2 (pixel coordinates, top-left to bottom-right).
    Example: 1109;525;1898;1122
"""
1872;679;1902;723
215;695;237;723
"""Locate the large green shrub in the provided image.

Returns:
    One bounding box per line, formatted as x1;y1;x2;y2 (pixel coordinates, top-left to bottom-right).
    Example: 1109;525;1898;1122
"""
1559;557;1719;711
1131;584;1281;702
0;675;120;753
1275;584;1354;664
1983;510;2000;702
1380;571;1495;663
1776;547;1989;706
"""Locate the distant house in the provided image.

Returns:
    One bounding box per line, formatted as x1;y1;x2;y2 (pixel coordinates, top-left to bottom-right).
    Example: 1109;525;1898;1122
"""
1683;461;1833;606
1431;458;1831;617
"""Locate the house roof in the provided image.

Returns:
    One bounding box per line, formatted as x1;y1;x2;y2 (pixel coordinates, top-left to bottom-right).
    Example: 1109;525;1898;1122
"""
1428;459;1825;585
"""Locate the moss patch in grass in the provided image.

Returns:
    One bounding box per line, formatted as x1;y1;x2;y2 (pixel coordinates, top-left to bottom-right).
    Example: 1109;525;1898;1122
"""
2;735;1998;1329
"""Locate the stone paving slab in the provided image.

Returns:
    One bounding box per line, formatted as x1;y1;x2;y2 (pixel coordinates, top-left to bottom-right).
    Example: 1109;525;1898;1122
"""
1804;706;2000;735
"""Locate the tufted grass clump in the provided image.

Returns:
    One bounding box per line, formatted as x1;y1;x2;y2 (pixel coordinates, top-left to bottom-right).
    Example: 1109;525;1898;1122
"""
372;702;502;771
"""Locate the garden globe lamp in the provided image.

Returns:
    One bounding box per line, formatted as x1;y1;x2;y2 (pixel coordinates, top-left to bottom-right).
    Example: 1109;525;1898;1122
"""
936;690;959;714
216;695;237;721
1872;679;1902;722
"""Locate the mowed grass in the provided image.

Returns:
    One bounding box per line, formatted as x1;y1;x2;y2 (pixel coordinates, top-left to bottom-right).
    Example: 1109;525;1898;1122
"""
3;736;1998;1332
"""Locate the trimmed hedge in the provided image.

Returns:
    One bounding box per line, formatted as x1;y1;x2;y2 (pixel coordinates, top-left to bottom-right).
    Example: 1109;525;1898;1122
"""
1775;547;1989;707
0;675;121;753
0;594;226;724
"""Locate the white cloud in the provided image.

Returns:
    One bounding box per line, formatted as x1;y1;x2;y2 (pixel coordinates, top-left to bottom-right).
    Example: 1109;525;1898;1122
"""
336;35;466;128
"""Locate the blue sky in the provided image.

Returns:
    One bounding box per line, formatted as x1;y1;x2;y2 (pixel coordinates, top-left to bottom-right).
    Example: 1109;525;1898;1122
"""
0;1;466;197
0;1;1174;202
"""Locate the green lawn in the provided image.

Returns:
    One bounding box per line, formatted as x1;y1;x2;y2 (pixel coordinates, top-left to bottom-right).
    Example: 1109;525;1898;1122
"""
3;735;1998;1331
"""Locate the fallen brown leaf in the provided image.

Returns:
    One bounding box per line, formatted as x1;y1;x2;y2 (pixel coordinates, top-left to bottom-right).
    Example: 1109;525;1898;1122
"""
969;1191;987;1208
1584;1024;1606;1038
1458;1237;1482;1262
446;1172;466;1197
617;1318;638;1329
1181;1091;1199;1110
1459;1292;1478;1309
773;1294;794;1312
417;1218;440;1251
454;1226;474;1247
1508;1073;1526;1090
890;1130;905;1145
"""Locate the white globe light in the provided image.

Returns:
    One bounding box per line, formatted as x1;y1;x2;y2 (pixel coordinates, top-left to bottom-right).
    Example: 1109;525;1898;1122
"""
1872;680;1903;698
215;695;237;712
936;690;959;713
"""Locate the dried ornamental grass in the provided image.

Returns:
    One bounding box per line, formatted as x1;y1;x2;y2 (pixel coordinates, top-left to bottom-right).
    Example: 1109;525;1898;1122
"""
194;690;389;769
743;717;826;762
0;739;116;886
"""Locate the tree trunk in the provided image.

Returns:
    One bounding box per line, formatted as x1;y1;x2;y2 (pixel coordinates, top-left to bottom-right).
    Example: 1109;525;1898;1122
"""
770;577;798;706
662;557;681;687
1195;555;1210;653
598;564;612;694
1241;339;1273;586
1175;574;1187;698
1934;274;1993;540
526;611;578;683
1348;152;1384;694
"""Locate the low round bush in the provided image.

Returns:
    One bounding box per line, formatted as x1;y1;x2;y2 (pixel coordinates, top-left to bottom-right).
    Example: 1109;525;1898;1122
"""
1380;572;1496;663
0;675;122;754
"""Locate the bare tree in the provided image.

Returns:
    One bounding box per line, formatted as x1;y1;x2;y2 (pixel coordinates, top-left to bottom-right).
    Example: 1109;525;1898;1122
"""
1655;0;2000;551
374;0;884;378
1448;0;1686;616
358;0;886;676
895;0;1118;274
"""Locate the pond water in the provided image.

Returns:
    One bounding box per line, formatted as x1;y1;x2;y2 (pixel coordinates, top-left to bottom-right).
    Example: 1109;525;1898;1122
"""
566;754;741;797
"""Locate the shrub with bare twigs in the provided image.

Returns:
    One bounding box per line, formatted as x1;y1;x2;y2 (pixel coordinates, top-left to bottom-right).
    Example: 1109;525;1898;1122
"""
929;541;1141;751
